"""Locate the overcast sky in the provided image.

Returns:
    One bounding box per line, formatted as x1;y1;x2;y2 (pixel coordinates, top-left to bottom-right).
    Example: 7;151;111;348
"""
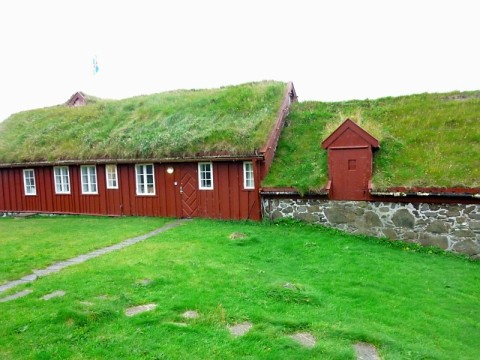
0;0;478;121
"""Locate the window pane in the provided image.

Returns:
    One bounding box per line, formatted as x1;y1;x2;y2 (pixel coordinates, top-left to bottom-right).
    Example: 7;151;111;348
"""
24;170;36;195
81;166;96;194
106;165;118;189
199;163;213;189
54;167;70;193
136;164;155;195
244;162;254;189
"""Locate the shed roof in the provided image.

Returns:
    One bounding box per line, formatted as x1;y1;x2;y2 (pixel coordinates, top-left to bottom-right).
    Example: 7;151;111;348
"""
263;90;480;192
0;81;291;165
321;119;379;149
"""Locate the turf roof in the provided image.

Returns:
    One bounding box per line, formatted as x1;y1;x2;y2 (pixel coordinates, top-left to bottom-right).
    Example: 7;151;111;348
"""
0;81;287;164
263;90;480;192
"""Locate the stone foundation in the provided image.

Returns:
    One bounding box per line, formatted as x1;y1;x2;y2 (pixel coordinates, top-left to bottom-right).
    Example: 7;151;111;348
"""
262;198;480;259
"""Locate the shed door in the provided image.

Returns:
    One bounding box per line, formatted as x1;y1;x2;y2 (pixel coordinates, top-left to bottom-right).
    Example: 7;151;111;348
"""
179;164;198;218
329;147;371;200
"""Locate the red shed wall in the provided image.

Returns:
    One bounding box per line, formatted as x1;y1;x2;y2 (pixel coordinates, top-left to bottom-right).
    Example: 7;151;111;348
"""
0;161;261;220
325;128;375;201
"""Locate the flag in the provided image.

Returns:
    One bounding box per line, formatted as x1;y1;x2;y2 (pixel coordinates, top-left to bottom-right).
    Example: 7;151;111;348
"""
93;56;99;75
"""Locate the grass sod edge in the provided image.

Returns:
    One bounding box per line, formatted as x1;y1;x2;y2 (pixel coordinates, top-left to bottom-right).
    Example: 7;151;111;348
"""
0;218;479;359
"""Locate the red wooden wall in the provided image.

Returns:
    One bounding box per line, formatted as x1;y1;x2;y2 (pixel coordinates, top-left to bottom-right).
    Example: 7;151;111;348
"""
0;161;262;220
321;119;379;201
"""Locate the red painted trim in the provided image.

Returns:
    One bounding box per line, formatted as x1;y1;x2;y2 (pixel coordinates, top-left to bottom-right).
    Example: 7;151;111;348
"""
321;119;379;149
259;82;297;174
381;186;480;194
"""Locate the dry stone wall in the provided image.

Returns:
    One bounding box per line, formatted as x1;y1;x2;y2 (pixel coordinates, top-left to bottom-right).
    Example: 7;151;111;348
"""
262;198;480;259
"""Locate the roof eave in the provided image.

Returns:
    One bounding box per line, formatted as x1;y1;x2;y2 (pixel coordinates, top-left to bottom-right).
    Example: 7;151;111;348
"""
0;154;264;168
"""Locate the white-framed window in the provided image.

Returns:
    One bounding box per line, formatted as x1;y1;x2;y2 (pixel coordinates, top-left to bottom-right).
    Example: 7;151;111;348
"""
198;162;213;190
106;164;118;189
243;161;254;189
81;165;98;194
135;164;155;195
23;169;37;196
54;166;70;194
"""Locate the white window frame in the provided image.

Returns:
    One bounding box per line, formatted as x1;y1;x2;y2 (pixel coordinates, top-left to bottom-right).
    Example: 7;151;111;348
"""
243;161;255;190
81;165;98;195
54;166;70;194
198;162;214;190
23;169;37;196
135;164;156;196
105;164;119;189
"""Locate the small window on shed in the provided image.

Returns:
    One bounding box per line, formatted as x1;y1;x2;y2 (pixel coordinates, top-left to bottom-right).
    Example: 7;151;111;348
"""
243;161;254;189
54;166;70;194
23;169;37;196
136;164;155;195
198;162;213;190
81;165;98;194
106;164;118;189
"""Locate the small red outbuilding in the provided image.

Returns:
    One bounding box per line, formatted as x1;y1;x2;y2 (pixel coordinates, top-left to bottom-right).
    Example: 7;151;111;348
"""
321;119;379;201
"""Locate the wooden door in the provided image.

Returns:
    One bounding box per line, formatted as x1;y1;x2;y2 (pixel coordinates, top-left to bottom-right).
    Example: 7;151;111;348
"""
179;164;198;218
329;147;371;200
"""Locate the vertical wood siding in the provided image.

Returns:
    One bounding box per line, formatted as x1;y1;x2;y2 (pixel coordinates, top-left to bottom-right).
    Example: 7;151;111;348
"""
0;161;262;220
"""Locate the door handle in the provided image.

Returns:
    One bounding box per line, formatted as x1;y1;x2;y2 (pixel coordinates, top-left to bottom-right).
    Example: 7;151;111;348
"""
180;186;183;194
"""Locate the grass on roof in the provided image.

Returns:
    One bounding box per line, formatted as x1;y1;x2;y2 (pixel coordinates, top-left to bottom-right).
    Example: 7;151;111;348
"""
263;91;480;192
0;81;286;163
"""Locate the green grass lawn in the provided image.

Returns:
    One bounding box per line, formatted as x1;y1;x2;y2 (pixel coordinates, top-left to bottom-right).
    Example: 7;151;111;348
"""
1;218;479;359
0;216;170;284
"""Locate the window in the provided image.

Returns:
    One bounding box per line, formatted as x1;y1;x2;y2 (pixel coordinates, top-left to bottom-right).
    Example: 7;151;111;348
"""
136;164;155;195
243;161;254;189
81;165;98;194
54;166;70;194
198;162;213;190
23;169;36;195
106;164;118;189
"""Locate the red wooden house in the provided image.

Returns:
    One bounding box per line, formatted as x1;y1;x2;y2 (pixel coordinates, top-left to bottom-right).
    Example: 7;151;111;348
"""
0;82;297;220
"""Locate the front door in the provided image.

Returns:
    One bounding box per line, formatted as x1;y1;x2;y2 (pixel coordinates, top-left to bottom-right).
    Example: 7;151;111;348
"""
329;148;371;200
179;164;198;218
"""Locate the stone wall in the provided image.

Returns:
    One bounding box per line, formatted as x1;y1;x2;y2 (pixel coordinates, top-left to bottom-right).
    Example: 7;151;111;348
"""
262;198;480;259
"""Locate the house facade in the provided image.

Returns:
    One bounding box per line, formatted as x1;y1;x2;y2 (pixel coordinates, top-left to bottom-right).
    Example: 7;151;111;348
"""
0;82;297;220
0;161;260;219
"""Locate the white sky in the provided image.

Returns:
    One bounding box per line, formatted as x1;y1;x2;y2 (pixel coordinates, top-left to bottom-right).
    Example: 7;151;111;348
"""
0;0;478;121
